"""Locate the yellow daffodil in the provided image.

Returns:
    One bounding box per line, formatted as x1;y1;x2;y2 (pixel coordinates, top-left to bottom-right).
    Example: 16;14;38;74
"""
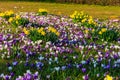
101;28;107;32
80;11;84;15
38;27;44;33
41;31;46;36
8;17;13;23
16;21;18;24
48;27;57;33
5;10;14;16
0;10;14;18
81;18;86;23
92;29;95;32
0;13;5;17
93;22;97;25
70;14;75;18
88;19;94;24
48;27;59;35
38;8;48;13
51;28;57;33
56;32;60;36
24;30;29;35
104;75;113;80
85;29;89;34
16;15;20;19
70;11;78;18
23;28;29;35
72;11;78;16
89;16;93;19
99;31;102;35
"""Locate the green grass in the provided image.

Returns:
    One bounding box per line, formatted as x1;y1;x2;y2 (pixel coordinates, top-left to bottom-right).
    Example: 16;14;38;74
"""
0;1;120;19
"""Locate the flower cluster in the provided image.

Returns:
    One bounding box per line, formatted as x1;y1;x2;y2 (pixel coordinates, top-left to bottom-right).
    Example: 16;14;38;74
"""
0;70;39;80
0;10;120;80
38;27;46;35
38;8;48;15
91;27;119;42
0;10;14;19
48;27;60;36
22;27;60;42
8;15;29;27
70;11;97;27
99;28;107;34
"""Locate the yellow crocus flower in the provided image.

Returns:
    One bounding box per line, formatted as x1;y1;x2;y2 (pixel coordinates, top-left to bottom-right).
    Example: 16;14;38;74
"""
88;19;94;24
56;32;60;36
70;11;78;18
23;28;29;35
9;10;14;14
51;28;57;33
16;21;18;24
82;18;86;23
38;9;48;13
104;75;113;80
99;31;102;35
38;27;44;33
16;15;20;19
41;31;46;36
80;11;84;15
48;27;52;31
92;29;95;32
89;16;93;19
70;14;75;18
5;10;14;16
24;30;29;35
101;28;107;32
85;29;89;34
0;13;5;17
74;11;78;15
8;17;13;23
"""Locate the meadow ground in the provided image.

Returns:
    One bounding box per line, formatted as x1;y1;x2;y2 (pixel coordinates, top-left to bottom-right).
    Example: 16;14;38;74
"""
0;1;120;19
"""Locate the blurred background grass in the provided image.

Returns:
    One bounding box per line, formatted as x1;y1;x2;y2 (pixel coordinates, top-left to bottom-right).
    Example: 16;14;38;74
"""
0;0;120;6
0;1;120;19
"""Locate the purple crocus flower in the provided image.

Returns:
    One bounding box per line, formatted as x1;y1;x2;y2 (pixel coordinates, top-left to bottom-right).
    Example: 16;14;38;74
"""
12;61;18;66
26;73;32;80
82;68;86;73
24;62;29;66
36;62;44;70
86;59;90;64
33;72;38;79
67;64;72;68
113;54;119;59
78;64;83;68
5;75;10;80
104;64;110;69
10;72;14;77
61;66;66;70
83;75;89;80
105;52;109;58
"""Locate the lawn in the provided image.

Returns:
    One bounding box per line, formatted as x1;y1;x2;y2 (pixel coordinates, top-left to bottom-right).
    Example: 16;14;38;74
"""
0;1;120;19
